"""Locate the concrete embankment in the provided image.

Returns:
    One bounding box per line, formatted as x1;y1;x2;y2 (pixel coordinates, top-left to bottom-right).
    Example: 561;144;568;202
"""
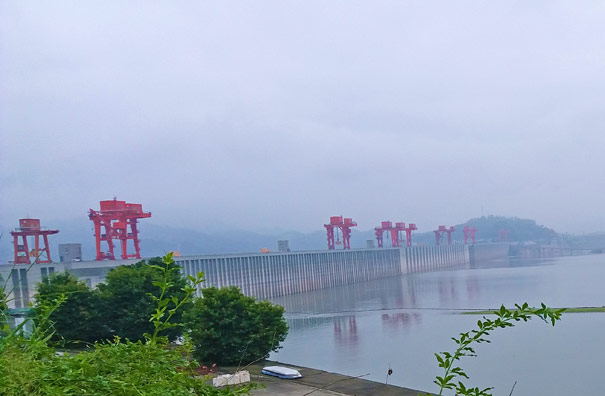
222;361;428;396
468;242;510;265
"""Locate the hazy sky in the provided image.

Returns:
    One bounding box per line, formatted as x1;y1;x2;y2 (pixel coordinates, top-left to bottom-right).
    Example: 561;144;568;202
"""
2;1;605;234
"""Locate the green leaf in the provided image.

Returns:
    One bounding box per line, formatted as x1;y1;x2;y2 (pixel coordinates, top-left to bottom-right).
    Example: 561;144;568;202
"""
431;301;563;396
158;299;169;308
152;280;164;288
435;353;444;365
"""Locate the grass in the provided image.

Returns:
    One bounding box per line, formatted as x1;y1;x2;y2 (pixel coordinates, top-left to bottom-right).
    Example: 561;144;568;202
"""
462;306;605;315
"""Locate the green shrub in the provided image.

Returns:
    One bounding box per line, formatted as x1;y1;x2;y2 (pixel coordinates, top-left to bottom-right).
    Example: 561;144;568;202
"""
0;285;7;313
34;271;109;345
44;338;254;396
97;257;190;342
32;257;193;344
0;254;255;396
0;285;8;334
184;286;288;365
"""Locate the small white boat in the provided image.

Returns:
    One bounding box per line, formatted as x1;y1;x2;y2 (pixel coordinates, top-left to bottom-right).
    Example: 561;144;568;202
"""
261;366;303;379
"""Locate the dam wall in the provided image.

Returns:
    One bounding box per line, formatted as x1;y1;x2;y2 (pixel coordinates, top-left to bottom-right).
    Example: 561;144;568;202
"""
401;244;468;275
1;245;470;308
175;244;469;300
468;243;510;265
177;249;401;300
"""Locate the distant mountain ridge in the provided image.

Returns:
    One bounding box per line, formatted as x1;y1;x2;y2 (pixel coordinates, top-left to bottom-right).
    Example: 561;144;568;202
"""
0;215;567;263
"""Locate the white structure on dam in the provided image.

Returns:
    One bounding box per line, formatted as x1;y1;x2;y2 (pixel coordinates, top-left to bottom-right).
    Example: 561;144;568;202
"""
1;245;469;308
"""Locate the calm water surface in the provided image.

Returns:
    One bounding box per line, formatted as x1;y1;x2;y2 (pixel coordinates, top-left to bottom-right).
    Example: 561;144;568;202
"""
270;254;605;395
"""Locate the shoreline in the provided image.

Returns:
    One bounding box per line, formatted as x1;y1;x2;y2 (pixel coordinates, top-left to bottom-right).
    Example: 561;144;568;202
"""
220;360;428;396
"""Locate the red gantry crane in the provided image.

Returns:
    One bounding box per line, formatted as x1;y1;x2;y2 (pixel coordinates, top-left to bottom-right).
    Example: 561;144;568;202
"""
375;221;417;248
89;198;151;260
434;225;455;246
397;222;417;247
375;221;395;248
10;218;59;264
324;216;357;250
463;226;477;244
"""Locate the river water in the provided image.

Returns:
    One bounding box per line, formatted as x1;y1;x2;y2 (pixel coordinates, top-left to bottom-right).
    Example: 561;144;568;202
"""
270;254;605;395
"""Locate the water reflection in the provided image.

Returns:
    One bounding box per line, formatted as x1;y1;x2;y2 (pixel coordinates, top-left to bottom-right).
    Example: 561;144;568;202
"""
333;316;359;347
273;263;519;321
381;312;421;332
271;255;605;395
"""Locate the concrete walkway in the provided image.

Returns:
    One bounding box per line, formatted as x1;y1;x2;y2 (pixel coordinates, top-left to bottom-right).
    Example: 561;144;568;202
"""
232;361;428;396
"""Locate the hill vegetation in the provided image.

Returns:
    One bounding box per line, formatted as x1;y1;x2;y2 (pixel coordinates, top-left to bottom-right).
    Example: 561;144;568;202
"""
413;215;557;245
464;215;556;241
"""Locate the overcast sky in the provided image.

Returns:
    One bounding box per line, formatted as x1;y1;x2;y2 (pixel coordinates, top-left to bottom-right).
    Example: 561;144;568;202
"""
1;1;605;235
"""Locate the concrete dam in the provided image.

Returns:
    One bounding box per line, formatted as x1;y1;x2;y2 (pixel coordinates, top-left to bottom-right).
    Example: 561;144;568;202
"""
2;245;471;308
177;245;469;300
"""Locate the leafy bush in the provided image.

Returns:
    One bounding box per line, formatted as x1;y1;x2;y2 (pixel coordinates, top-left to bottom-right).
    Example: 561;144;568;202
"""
40;337;254;396
184;286;288;365
0;285;7;313
0;296;64;396
34;271;109;345
0;285;7;334
31;257;192;344
0;254;256;396
97;257;190;342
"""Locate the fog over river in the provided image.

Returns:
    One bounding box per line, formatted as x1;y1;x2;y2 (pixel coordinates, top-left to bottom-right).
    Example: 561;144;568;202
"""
270;254;605;395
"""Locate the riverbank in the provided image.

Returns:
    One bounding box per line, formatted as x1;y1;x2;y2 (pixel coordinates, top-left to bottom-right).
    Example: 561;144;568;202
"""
461;306;605;315
220;361;427;396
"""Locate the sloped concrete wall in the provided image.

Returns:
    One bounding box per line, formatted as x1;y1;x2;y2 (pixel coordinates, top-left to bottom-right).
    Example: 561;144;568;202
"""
176;245;469;300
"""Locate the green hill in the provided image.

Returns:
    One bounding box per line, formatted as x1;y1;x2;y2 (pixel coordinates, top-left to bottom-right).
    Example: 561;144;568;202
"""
461;215;556;242
413;215;557;244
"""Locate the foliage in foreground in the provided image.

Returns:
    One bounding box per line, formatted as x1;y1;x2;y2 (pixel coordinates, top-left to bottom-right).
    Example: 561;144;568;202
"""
429;303;564;396
34;271;109;345
29;253;289;368
33;257;191;344
0;285;7;313
0;254;256;396
98;257;191;342
184;286;288;365
1;336;254;396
